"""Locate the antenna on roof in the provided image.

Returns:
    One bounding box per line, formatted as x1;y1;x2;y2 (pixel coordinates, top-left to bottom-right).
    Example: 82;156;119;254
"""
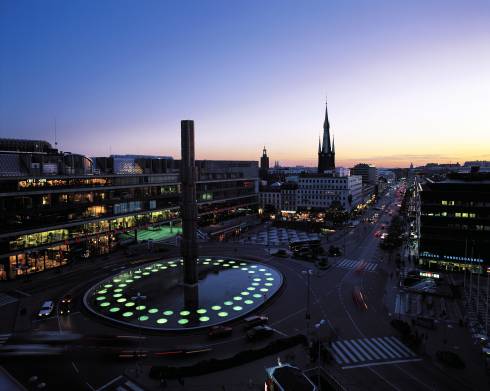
54;117;58;148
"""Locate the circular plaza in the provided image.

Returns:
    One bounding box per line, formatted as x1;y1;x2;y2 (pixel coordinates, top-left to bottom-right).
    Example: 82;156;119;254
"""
83;256;282;331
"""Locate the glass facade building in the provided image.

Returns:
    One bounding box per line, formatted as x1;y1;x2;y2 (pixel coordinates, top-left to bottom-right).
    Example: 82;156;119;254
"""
0;140;258;280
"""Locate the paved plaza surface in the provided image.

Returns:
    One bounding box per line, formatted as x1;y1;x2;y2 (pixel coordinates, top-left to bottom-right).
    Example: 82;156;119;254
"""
0;191;489;390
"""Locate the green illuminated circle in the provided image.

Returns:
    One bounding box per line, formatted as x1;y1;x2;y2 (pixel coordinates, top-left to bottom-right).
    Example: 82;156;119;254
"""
224;301;233;306
133;275;141;279
157;318;168;324
100;302;110;307
96;296;106;301
97;289;107;294
252;283;259;286
142;272;150;276
163;310;174;316
178;319;189;325
197;309;207;314
241;267;248;271
253;294;262;298
122;311;133;317
126;279;134;283
118;283;127;288
148;308;158;314
266;277;274;281
229;260;236;264
113;279;121;283
233;296;243;301
170;264;177;268
125;302;135;307
160;266;168;270
251;265;258;269
232;265;239;269
211;305;222;311
241;291;250;296
217;259;224;263
104;284;113;288
139;315;149;321
265;273;272;276
114;288;123;293
223;263;230;267
117;298;127;303
113;293;122;298
248;271;255;274
203;261;210;265
136;305;146;311
180;310;190;316
265;283;273;287
218;312;228;317
244;300;254;305
151;269;158;273
240;262;247;266
259;268;266;272
260;288;269;292
233;306;243;311
199;316;210;322
213;263;220;266
247;287;256;291
134;270;142;274
109;307;120;312
253;278;261;282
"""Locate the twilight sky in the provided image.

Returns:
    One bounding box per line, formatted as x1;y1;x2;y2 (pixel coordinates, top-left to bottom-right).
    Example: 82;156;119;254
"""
1;0;489;168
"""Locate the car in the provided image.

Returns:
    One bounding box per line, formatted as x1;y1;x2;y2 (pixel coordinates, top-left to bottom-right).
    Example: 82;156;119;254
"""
352;287;368;310
328;245;342;257
208;325;233;338
436;350;465;369
59;294;73;315
270;249;290;258
243;315;268;329
246;325;274;341
38;301;54;317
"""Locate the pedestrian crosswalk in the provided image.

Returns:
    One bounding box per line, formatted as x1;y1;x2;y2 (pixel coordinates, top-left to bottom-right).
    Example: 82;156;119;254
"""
335;259;378;272
0;333;11;346
331;336;420;369
0;293;17;308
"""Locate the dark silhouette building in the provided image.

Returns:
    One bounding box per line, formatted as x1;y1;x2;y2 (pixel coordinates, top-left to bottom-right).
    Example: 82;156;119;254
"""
260;146;269;179
318;102;335;173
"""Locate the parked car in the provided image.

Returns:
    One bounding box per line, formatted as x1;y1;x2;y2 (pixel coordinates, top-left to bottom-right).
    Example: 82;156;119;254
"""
243;315;268;329
246;325;274;341
38;301;55;317
208;325;233;338
436;350;465;368
270;249;290;258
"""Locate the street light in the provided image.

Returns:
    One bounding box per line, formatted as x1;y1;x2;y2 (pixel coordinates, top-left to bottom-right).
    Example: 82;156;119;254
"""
314;319;326;391
302;269;313;337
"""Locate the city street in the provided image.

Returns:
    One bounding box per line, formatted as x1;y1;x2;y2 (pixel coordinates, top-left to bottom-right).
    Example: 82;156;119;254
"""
0;191;488;390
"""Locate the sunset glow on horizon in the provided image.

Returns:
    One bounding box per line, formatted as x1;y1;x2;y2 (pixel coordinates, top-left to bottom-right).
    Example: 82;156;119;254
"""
1;0;489;168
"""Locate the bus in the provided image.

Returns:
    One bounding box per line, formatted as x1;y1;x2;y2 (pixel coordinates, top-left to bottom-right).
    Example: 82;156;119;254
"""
289;238;321;252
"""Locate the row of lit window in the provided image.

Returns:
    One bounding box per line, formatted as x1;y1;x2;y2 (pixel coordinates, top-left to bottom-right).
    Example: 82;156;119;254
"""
441;200;489;207
423;212;477;218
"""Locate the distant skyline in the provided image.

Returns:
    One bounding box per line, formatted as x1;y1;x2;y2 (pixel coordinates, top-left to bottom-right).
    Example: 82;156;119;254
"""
1;0;489;168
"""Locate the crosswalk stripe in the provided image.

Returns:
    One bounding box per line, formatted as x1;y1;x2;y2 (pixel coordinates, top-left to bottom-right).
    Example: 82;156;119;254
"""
373;338;398;358
332;344;349;364
339;259;349;267
348;339;374;361
356;339;382;360
343;340;367;361
382;337;409;357
387;336;416;357
335;341;359;363
362;338;390;359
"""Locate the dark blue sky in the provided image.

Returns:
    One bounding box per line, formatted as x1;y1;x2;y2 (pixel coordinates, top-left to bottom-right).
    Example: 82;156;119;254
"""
1;0;489;167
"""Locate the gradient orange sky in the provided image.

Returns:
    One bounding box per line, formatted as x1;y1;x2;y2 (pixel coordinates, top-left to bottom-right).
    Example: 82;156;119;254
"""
1;1;489;168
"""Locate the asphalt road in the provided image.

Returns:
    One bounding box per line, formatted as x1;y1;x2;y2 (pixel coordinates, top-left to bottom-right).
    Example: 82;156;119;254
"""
1;187;487;390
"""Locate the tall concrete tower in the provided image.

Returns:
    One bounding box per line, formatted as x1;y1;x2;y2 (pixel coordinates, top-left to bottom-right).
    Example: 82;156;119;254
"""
180;120;198;286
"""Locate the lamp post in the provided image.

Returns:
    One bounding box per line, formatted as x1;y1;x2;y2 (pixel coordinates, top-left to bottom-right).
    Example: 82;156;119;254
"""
315;319;326;391
131;291;146;376
302;269;313;337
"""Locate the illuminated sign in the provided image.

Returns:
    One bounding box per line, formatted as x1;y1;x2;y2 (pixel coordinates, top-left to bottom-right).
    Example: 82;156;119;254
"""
420;271;440;279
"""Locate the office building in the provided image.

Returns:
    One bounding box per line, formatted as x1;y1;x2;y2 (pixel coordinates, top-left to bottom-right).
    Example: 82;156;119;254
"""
418;169;490;272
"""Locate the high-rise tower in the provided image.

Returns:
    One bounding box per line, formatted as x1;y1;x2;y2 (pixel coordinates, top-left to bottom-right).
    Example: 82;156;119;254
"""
318;100;335;173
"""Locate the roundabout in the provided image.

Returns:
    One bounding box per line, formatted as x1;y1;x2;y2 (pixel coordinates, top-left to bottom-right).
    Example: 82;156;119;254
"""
83;256;283;331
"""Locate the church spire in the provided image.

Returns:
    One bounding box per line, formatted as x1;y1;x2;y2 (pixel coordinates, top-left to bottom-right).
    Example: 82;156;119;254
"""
332;135;335;153
322;98;331;153
318;136;321;153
